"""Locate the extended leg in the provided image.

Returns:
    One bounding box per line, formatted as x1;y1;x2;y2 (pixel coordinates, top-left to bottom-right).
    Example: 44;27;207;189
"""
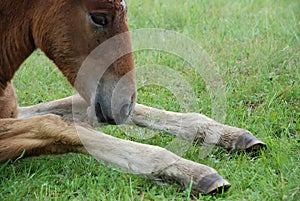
132;104;266;151
0;114;229;194
19;95;265;151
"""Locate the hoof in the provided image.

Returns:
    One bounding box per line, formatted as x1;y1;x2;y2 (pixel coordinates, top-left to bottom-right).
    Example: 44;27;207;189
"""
234;133;266;152
195;173;231;194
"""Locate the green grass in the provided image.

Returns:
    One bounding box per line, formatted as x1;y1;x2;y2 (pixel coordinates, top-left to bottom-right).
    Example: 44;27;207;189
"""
1;0;299;200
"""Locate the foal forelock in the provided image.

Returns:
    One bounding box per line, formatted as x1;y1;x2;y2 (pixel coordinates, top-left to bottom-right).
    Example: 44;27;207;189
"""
94;0;127;11
121;0;127;10
111;0;127;12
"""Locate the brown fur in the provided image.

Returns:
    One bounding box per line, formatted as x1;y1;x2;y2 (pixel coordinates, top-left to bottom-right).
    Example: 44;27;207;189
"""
0;83;18;118
0;115;86;160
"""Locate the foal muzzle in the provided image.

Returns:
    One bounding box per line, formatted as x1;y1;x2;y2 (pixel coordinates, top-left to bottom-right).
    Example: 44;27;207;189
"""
94;70;136;125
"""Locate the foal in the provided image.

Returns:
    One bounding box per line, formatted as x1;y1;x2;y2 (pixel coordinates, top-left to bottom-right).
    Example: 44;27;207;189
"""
0;0;265;195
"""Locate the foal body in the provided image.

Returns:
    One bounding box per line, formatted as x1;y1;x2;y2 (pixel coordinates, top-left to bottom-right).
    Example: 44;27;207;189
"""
0;0;265;195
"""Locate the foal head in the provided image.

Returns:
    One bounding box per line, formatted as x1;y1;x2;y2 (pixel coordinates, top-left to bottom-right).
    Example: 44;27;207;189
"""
33;0;136;124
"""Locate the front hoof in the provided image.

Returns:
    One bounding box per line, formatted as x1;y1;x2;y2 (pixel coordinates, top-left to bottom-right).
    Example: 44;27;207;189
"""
234;133;266;152
195;173;231;194
152;159;231;195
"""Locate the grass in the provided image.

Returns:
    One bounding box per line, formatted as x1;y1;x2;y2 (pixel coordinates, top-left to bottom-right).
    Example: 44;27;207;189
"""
1;0;299;200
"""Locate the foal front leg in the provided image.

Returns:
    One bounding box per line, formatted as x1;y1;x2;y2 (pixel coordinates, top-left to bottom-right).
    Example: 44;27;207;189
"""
18;95;265;151
132;104;266;151
0;114;230;194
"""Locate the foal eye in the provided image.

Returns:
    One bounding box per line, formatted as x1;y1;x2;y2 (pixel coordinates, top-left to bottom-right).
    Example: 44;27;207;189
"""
89;13;110;27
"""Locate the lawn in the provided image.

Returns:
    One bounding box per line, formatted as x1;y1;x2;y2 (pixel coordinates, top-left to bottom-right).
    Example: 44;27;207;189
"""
1;0;299;200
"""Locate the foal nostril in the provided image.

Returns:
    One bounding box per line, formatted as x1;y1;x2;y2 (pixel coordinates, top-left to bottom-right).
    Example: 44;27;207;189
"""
131;92;137;103
116;101;134;122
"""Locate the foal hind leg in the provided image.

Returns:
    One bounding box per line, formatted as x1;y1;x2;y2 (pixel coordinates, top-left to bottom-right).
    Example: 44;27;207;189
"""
0;114;230;194
0;82;18;118
0;115;87;161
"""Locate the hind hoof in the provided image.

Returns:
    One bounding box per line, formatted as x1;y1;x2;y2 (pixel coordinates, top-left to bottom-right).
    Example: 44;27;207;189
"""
195;173;231;194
